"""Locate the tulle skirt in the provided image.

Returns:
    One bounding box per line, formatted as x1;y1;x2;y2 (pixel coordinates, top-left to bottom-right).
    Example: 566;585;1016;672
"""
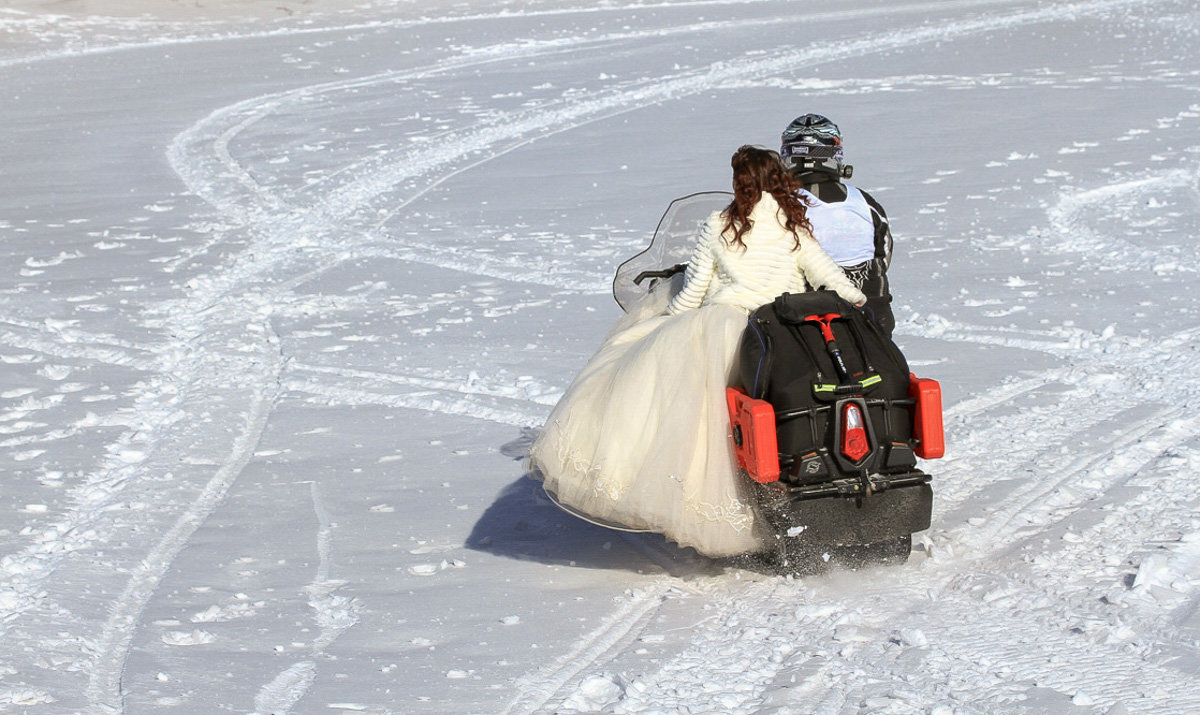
528;279;765;557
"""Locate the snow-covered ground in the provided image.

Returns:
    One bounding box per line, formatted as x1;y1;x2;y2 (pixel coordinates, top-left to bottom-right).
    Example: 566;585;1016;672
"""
2;0;1200;712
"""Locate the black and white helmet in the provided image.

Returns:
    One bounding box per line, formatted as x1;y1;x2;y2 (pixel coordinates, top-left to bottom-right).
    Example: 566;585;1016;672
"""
780;113;853;178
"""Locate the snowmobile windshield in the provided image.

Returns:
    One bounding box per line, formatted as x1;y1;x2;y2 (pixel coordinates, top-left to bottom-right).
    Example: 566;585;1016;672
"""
612;191;731;312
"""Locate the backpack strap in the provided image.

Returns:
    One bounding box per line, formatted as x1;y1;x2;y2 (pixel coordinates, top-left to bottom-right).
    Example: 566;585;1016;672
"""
784;321;829;387
746;316;775;400
786;317;881;400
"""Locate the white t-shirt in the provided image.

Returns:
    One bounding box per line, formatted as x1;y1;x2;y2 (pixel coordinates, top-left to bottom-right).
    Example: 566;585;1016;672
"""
797;184;876;266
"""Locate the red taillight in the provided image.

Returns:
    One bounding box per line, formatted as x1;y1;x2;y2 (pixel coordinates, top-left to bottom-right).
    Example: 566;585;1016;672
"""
841;403;870;462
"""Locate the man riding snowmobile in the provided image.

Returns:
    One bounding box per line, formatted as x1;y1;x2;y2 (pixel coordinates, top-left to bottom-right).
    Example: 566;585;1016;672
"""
781;114;895;336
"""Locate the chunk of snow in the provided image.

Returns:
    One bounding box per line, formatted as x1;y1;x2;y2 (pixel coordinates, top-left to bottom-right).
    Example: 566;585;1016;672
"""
161;630;215;646
561;674;625;711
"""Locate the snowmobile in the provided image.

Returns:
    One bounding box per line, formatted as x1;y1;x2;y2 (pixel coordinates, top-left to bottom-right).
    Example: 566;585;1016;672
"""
614;192;944;569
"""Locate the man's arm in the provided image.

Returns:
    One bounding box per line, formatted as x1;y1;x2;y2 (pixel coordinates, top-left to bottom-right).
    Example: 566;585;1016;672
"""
860;189;892;270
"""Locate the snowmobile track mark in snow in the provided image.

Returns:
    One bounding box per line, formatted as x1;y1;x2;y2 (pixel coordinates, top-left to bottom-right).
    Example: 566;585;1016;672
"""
941;374;1049;421
280;375;546;428
84;319;284;713
168;0;1175;293
503;582;672;715
0;321;159;372
1043;161;1200;271
962;407;1188;557
0;0;1055;70
252;481;360;714
967;438;1200;675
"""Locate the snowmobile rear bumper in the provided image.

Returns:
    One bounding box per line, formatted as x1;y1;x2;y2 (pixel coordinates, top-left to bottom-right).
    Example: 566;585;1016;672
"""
761;474;932;546
783;470;931;501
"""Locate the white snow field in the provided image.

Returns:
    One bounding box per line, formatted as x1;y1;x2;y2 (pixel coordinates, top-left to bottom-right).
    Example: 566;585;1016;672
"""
2;0;1200;712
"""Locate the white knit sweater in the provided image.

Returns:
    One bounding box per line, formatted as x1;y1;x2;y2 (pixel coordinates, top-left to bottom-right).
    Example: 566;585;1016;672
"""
666;192;868;315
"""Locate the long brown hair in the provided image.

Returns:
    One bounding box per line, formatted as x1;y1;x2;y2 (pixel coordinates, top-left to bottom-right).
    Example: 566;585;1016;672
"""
723;145;812;251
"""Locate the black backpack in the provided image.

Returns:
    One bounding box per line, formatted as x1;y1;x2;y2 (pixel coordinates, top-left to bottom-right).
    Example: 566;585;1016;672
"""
737;291;915;483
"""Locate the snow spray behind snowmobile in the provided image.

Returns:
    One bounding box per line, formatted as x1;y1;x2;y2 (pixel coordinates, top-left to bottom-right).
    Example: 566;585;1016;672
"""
615;192;943;568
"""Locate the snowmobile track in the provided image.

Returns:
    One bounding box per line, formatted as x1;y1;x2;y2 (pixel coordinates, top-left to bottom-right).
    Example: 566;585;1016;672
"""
169;0;1175;294
84;319;284;713
503;581;673;715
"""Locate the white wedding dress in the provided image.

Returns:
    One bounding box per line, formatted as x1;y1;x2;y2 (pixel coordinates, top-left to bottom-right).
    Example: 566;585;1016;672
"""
528;193;866;557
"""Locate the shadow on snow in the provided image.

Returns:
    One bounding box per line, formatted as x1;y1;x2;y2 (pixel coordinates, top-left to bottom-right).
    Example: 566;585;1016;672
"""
465;428;721;577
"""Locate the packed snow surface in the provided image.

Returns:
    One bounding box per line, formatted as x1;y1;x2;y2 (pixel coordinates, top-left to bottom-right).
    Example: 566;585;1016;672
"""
2;0;1200;712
